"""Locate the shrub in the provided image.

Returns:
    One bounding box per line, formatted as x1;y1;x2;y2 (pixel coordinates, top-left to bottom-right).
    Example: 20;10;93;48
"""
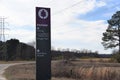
114;53;120;62
112;52;120;63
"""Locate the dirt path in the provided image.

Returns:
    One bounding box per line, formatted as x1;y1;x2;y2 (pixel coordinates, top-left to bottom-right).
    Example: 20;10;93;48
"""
0;62;35;80
0;64;13;80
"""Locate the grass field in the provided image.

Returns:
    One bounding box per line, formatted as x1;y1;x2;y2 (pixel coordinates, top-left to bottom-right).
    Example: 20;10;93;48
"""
3;58;120;80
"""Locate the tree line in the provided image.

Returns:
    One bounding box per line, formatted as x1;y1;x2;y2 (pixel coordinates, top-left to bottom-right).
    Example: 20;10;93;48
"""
51;49;112;60
0;38;113;61
0;39;35;61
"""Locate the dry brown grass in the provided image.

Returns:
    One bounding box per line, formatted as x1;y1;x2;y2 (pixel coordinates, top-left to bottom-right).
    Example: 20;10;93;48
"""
4;59;120;80
52;77;75;80
73;67;120;80
75;58;112;63
52;60;120;80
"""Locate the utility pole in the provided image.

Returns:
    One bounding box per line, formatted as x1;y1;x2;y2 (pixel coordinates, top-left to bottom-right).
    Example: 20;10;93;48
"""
0;17;9;61
0;17;9;42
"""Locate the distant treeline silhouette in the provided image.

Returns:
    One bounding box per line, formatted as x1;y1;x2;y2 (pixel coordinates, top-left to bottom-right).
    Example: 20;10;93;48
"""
0;39;35;61
51;50;112;60
0;39;112;61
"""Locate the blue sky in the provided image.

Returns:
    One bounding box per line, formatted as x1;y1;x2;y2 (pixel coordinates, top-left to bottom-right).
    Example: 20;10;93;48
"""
78;1;120;21
0;0;120;54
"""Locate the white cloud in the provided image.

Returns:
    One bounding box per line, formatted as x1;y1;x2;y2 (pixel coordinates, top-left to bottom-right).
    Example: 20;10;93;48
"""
50;0;108;50
96;1;106;7
0;0;36;42
0;0;112;54
7;29;35;43
49;1;109;53
0;0;35;26
52;18;108;53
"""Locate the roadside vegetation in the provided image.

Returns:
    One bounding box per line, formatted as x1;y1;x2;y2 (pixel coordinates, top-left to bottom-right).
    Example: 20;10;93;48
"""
4;59;120;80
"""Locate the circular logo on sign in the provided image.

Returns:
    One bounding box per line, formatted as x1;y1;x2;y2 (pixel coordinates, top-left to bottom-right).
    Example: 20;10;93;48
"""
38;9;48;19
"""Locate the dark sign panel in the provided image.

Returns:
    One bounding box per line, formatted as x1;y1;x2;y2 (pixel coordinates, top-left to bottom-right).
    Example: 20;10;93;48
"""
36;7;51;80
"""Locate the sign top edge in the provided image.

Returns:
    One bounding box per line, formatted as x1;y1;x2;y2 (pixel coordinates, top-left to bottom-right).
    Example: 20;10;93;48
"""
36;7;50;9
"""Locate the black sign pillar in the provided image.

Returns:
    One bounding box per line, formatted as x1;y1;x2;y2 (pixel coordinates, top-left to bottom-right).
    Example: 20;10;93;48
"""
36;7;51;80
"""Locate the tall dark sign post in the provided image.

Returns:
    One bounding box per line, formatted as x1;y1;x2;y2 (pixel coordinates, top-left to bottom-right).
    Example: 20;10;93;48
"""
36;7;51;80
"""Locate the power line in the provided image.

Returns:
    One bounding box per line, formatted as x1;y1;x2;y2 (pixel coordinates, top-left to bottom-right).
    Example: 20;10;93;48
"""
52;0;120;16
52;2;120;33
52;0;84;15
